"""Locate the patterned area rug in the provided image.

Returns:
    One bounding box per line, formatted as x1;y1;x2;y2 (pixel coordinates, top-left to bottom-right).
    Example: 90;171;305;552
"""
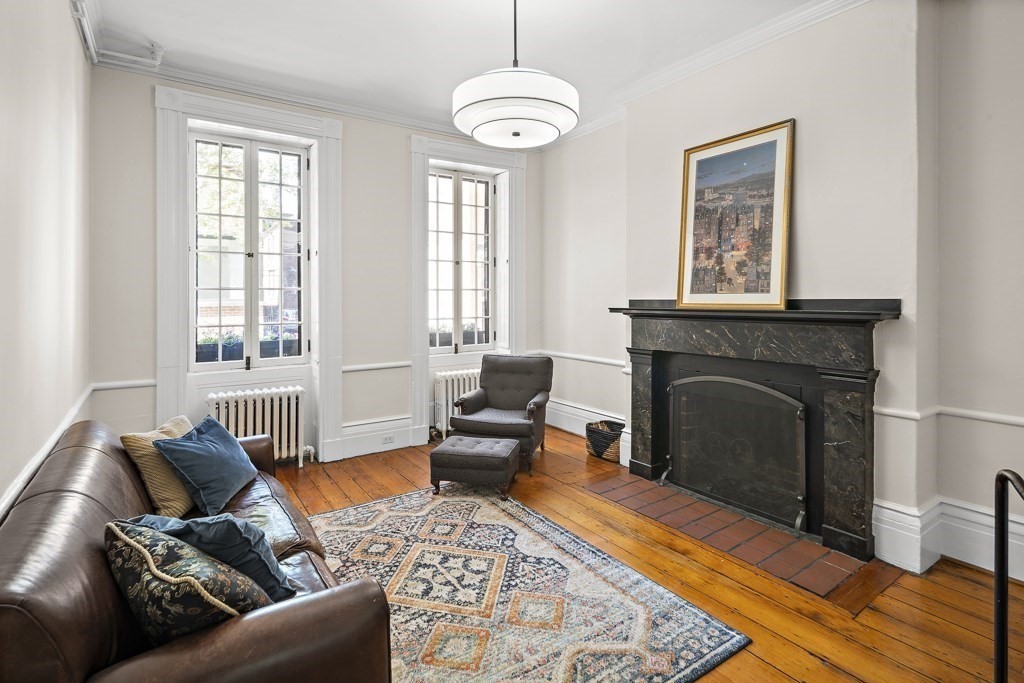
310;485;749;681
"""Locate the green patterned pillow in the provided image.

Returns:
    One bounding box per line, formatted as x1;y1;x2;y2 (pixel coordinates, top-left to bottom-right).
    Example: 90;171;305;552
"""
105;521;272;645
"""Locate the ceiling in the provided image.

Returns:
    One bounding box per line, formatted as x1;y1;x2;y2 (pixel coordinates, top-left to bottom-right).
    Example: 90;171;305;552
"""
91;0;816;134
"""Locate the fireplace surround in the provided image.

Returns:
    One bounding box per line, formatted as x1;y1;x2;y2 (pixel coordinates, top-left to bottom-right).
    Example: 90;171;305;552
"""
611;299;900;560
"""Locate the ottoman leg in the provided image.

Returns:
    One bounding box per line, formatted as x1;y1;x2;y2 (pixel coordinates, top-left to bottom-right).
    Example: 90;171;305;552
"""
499;484;509;501
432;480;440;495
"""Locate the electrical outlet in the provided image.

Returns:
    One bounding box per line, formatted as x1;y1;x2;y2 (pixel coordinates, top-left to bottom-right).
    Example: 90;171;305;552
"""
382;434;395;444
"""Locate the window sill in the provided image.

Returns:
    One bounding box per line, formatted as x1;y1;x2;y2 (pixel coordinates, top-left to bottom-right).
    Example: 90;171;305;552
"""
429;348;509;369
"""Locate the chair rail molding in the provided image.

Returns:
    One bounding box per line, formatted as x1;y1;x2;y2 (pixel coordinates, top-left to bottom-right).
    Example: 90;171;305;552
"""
155;86;344;461
410;136;526;445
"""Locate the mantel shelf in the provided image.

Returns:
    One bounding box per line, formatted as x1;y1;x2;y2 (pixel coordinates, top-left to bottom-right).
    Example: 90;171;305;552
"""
610;299;901;325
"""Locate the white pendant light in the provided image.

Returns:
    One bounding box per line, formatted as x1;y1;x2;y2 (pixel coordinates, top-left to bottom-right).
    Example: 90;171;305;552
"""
452;0;579;149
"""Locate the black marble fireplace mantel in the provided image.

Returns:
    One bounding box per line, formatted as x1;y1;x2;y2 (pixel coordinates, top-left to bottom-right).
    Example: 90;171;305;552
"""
611;298;901;560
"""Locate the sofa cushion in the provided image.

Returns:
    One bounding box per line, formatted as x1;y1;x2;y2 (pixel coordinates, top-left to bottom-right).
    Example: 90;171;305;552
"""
154;417;257;516
121;416;196;517
214;472;325;560
449;407;534;437
105;521;271;645
278;550;340;597
129;514;296;601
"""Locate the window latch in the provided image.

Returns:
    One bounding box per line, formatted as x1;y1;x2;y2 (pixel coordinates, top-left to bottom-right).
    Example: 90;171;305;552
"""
245;252;254;258
245;355;251;371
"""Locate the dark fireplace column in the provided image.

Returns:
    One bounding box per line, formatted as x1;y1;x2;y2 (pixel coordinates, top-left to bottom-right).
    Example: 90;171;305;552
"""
613;299;900;561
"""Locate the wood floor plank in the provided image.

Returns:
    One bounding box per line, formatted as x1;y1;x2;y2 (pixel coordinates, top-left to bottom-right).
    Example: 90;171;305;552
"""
277;427;1008;682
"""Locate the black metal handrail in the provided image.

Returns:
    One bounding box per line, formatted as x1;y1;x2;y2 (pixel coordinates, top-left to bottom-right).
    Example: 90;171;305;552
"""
995;469;1024;683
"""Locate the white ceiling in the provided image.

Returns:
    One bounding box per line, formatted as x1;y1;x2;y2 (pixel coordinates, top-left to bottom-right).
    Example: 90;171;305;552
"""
93;0;815;133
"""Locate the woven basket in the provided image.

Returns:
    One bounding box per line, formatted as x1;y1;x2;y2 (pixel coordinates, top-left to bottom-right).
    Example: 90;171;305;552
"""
586;420;625;462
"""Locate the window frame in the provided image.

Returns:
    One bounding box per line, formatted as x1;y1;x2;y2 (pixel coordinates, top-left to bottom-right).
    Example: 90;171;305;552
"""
427;166;497;356
186;130;310;373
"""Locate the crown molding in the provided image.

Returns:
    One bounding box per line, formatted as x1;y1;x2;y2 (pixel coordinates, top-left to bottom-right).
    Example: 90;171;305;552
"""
540;109;627;151
612;0;873;105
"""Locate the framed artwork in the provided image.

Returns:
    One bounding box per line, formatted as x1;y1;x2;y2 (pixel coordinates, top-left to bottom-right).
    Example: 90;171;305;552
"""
676;119;794;309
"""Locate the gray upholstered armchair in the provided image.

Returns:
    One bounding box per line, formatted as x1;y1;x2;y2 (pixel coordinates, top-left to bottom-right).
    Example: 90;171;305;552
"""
449;354;553;473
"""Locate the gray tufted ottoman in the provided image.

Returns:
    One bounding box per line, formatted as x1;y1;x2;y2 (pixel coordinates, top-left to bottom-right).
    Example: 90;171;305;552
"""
430;436;520;501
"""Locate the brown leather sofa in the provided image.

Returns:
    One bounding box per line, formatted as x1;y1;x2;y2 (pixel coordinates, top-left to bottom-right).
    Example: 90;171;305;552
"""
0;420;392;682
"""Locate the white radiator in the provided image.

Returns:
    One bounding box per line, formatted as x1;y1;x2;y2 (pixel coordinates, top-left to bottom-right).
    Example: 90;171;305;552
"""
434;369;481;437
205;386;312;467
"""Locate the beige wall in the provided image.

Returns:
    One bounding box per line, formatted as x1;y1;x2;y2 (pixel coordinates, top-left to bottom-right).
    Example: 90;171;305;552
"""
540;120;629;418
88;68;543;431
0;2;92;499
540;0;936;509
936;0;1024;511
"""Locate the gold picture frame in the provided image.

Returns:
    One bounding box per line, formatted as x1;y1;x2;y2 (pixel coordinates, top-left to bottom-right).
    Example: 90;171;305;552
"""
676;119;794;310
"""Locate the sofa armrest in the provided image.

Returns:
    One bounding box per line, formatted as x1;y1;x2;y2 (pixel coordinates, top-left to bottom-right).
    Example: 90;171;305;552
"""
238;435;275;475
453;387;487;415
526;390;550;420
89;577;391;683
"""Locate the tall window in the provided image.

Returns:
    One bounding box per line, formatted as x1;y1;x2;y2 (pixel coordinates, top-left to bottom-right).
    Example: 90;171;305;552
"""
427;169;494;354
189;132;308;369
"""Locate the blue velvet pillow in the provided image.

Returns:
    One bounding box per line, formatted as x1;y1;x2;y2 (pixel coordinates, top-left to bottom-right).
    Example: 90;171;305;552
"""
154;416;257;516
129;514;296;601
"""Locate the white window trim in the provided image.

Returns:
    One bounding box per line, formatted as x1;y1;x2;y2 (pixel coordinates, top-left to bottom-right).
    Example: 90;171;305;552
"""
410;136;526;441
427;168;496;356
156;86;343;459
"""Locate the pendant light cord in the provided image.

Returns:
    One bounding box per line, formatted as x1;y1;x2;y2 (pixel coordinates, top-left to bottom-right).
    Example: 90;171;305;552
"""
512;0;519;68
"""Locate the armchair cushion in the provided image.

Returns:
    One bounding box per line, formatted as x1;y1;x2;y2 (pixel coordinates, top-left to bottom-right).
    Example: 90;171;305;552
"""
449;407;534;437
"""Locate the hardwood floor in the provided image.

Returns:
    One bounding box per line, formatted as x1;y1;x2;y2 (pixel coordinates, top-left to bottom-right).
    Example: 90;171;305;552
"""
277;427;1021;682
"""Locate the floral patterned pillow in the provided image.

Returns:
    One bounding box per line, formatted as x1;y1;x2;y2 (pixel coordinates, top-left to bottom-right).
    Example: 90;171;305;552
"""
105;521;272;645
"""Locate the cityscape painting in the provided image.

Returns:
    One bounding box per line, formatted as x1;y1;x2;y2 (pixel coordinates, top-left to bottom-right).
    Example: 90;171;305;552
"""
676;120;794;309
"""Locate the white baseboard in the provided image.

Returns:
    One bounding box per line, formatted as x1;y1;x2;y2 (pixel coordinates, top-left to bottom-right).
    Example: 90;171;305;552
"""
546;397;630;466
874;496;1024;579
320;415;427;461
873;498;942;573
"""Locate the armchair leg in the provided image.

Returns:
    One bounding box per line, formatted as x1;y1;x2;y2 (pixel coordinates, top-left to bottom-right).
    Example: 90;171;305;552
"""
540;440;545;452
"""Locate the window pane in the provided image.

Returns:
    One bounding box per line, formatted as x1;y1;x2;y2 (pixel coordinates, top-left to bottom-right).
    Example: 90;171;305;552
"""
428;175;437;202
196;252;218;288
196;290;219;327
197;215;218;252
438;204;454;232
438;291;453;319
221;217;245;252
428;262;437;289
438;262;453;289
462;234;476;262
196;327;219;363
260;219;281;253
478;290;490;317
196;142;220;176
283;290;300;322
221;253;244;289
477;180;488;206
282;153;300;186
260;289;280;323
281;187;299;220
221;326;244;361
478;207;488;234
478;317;491;345
477;263;488;290
221;145;244;179
260;255;280;288
438;233;453;261
437;320;453;347
260;325;280;358
462;291;476;323
196;177;219;214
283;256;300;288
259;184;280;218
282;325;301;357
461;262;475;290
282;222;300;253
259;149;280;183
221;179;245;216
438;175;453;203
427;232;437;260
428;292;437;319
462;179;475;205
428;204;437;231
477;236;489;261
462;320;476;347
222;289;245;326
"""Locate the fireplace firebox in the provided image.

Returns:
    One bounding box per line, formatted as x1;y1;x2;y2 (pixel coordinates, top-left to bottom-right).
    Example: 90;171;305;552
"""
611;299;901;560
669;376;807;531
